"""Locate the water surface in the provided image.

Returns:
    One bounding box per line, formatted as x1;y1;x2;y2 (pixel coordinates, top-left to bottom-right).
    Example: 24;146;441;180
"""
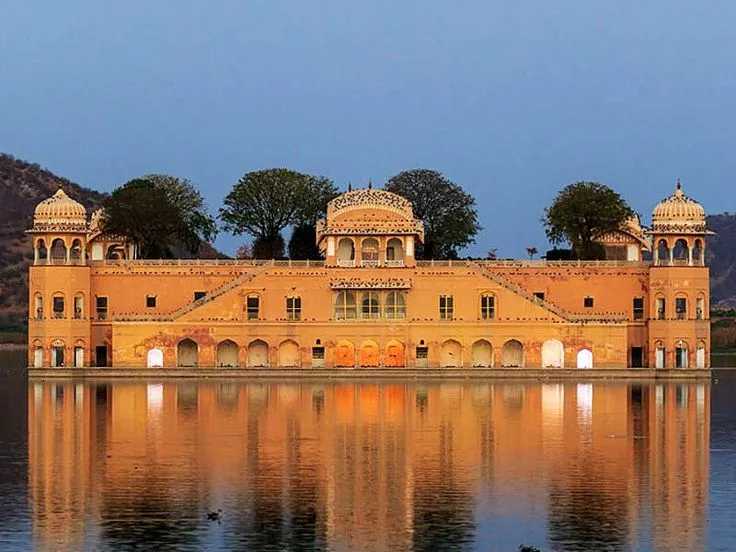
2;352;736;551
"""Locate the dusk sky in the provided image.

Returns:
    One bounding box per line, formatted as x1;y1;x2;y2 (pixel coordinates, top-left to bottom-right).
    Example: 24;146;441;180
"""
2;0;735;257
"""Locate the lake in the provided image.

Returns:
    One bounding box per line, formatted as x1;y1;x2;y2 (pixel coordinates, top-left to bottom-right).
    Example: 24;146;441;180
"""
2;350;736;552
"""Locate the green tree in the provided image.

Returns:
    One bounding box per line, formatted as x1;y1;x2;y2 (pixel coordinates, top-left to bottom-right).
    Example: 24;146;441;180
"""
100;176;216;259
385;169;481;259
543;181;634;260
219;169;337;259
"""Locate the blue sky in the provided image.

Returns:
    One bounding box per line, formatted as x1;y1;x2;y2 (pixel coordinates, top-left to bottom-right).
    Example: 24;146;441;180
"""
2;0;735;257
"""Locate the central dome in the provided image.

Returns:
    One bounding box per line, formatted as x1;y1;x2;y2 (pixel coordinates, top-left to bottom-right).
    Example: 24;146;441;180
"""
651;182;706;233
33;188;88;230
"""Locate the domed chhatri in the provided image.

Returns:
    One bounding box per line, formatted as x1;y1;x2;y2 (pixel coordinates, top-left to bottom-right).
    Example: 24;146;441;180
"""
33;188;87;230
651;182;707;234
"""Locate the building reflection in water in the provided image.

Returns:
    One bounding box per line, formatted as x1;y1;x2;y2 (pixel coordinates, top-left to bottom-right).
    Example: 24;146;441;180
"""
28;380;710;551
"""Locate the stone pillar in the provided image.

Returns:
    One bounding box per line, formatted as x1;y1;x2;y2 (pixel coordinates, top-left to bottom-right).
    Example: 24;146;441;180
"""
33;244;39;265
669;246;674;266
688;244;693;266
653;245;659;265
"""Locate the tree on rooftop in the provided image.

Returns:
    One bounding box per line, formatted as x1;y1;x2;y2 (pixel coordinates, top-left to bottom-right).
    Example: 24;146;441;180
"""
219;168;337;259
543;181;634;260
100;175;216;259
385;169;481;260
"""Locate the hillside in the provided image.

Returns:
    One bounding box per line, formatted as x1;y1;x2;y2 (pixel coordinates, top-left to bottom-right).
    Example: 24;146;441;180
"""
707;214;736;308
0;154;223;343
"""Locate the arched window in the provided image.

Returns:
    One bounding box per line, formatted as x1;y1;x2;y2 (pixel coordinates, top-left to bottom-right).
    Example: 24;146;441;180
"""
52;293;65;319
361;292;380;319
361;238;379;266
50;239;67;265
334;291;357;320
673;239;689;265
696;295;705;320
675;340;689;368
386;238;404;266
656;294;666;320
337;238;355;266
70;239;83;265
675;294;688;320
693;239;704;266
384;291;406;319
656;239;669;266
34;294;44;320
480;294;495;320
73;294;84;319
37;239;48;264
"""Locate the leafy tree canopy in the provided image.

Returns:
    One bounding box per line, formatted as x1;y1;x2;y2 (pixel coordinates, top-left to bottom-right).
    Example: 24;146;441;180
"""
385;169;481;260
101;175;216;259
543;181;634;260
219;168;337;259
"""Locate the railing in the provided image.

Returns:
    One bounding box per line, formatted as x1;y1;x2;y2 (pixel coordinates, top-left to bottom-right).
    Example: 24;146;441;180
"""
52;311;64;319
385;259;405;267
90;259;325;267
361;260;380;268
417;259;652;268
337;259;355;267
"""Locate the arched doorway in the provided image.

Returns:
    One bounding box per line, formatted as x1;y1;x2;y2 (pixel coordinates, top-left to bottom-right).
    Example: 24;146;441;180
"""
147;348;164;368
177;339;198;367
576;348;593;369
278;340;301;367
386;238;404;266
384;340;405;368
542;339;564;368
359;340;380;367
50;238;67;265
73;340;85;368
247;340;269;367
696;341;706;368
655;341;666;369
361;238;380;266
335;340;355;367
472;339;492;367
501;339;524;368
440;339;462;368
216;340;238;367
337;238;355;266
33;340;43;368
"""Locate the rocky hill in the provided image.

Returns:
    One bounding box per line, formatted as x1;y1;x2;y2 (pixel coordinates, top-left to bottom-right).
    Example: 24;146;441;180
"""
0;153;223;343
707;213;736;308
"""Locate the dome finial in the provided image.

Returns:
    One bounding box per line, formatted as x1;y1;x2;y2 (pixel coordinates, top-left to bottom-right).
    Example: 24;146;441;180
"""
368;178;373;190
675;179;683;197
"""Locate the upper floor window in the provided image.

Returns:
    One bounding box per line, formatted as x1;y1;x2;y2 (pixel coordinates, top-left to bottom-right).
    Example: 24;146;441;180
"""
481;294;495;320
74;295;84;319
533;291;545;301
96;296;108;320
675;297;687;320
286;296;301;320
52;296;65;319
384;291;406;319
361;292;380;319
34;294;44;320
656;297;665;320
247;295;260;320
146;296;157;308
194;291;206;301
334;291;357;320
696;297;705;320
361;238;380;266
583;297;594;308
633;297;644;320
439;295;454;320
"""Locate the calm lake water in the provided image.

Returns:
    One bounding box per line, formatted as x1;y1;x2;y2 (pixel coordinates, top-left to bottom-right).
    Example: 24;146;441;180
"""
2;351;736;552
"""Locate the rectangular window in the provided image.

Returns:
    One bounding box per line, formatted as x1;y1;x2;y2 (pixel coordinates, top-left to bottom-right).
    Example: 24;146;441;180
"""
533;292;545;301
146;295;157;308
675;298;687;320
439;295;454;319
247;296;260;320
52;297;65;319
633;297;644;320
194;291;206;301
286;296;301;320
481;295;495;319
584;297;594;308
96;296;108;320
656;297;665;320
696;297;704;320
361;292;380;319
73;296;83;319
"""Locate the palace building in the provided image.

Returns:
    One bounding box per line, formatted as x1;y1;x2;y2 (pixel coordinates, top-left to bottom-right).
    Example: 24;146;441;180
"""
27;183;712;370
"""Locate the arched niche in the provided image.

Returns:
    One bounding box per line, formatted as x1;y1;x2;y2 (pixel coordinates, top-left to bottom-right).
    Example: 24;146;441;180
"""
147;348;164;368
177;339;198;367
70;239;83;264
359;340;380;367
247;340;269;367
440;339;462;368
542;339;564;368
217;340;239;367
656;239;670;266
502;339;524;368
337;238;355;265
576;348;593;369
472;339;492;368
673;239;689;265
50;238;67;265
278;340;301;367
384;340;405;368
361;238;379;265
335;340;355;368
386;238;404;265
